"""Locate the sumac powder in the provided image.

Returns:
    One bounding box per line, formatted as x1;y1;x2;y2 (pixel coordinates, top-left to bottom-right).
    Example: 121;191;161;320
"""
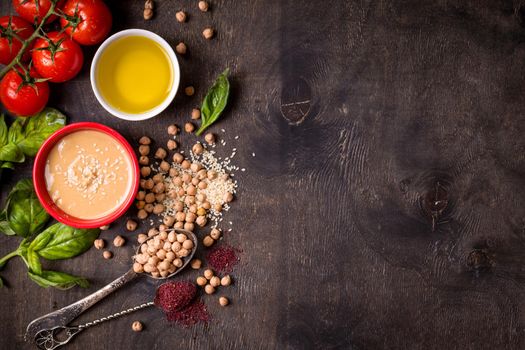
206;245;240;272
167;300;210;327
154;281;196;312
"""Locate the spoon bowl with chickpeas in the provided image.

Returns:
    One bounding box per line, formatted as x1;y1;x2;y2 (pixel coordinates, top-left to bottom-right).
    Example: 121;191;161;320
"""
26;228;197;344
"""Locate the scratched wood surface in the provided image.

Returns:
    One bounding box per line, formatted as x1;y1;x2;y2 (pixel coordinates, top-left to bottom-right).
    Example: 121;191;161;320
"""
1;0;525;349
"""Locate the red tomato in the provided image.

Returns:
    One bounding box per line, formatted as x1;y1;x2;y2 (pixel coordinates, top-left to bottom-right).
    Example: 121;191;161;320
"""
32;32;84;83
12;0;65;25
0;16;34;65
0;67;49;116
60;0;112;45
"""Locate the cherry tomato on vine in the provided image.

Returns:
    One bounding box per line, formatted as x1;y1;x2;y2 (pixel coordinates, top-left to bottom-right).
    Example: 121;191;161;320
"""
0;16;34;65
0;66;50;116
60;0;112;46
32;31;84;83
12;0;65;25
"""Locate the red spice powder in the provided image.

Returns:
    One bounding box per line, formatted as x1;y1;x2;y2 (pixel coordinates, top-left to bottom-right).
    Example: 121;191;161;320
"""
167;300;210;327
154;281;196;313
206;245;240;273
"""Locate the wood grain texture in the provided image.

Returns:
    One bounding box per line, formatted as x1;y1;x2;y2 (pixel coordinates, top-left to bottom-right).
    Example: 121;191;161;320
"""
1;0;525;349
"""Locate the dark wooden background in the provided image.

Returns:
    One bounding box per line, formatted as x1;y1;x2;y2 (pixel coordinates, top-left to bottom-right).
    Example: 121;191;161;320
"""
1;0;525;349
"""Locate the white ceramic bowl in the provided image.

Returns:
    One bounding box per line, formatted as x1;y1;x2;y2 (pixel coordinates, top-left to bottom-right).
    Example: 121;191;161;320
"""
90;29;180;121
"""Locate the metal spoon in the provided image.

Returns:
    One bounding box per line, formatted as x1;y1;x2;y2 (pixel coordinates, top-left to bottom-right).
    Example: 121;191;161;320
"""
25;228;197;348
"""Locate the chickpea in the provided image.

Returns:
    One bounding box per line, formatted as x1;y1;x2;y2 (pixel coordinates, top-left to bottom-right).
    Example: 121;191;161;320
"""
175;212;186;222
204;133;215;145
144;179;154;190
139;145;150;156
192;143;204;156
191;177;200;186
186;185;197;196
220;173;230;181
221;275;232;286
196;207;206;217
173;258;183;267
153;204;165;215
169;168;179;177
174;201;184;212
139;156;149;165
175;221;184;229
152;173;163;184
163;216;175;227
151;271;160;278
178;248;190;257
172;177;182;187
175;42;187;55
140;179;146;189
113;235;125;247
189;204;198;213
202;201;211;210
219;297;229;307
135;254;149;265
159;225;168;233
196;216;207;227
181;160;191;169
198;181;207;190
186;212;197;223
191;259;202;269
173;153;184;163
175;11;186;23
198;0;209;11
171;242;182;252
167;139;178;150
176;233;187;243
183;239;194;250
137;234;148;244
207;170;217;180
148;228;159;237
148;256;160;266
203;28;214;40
204;269;214;279
184;222;195;231
155;193;166;202
158;260;170;271
139;136;151;145
184;122;195;134
147;245;156;255
165;251;176;261
153;239;163;250
204;284;215;294
210;228;221;240
136;200;145;209
185;86;195;96
136;191;146;201
223;192;234;203
203;235;214;247
168;231;177;243
133;262;144;273
159;161;170;172
197;276;207;286
210;276;221;287
143;264;155;273
168;264;177;274
132;321;144;332
155;148;167;159
140;166;151;177
103;251;113;259
144;204;154;213
182;173;192;183
153;183;165;194
167;124;179;136
145;193;155;204
191;108;201;120
94;239;105;250
190;162;202;172
137;209;148;220
126;220;138;231
214;203;223;212
144;8;153;20
197;169;207;180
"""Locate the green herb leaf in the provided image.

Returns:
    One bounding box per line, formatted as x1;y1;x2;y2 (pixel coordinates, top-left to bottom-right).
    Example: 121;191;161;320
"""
26;249;42;275
1;161;14;169
0;143;25;163
31;223;100;260
196;69;230;136
5;180;50;237
7;118;24;144
0;115;8;148
15;108;66;157
0;220;16;235
27;270;89;290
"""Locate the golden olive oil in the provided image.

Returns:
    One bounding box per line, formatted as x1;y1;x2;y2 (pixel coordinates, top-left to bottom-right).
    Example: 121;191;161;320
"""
96;36;173;114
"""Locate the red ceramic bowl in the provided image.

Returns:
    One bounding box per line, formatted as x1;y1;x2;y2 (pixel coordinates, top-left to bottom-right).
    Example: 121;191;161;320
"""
33;122;140;229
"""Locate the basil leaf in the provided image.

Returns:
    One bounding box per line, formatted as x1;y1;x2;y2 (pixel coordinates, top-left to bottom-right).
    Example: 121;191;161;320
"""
32;223;100;260
26;249;42;275
0;143;25;163
0;220;16;236
10;178;34;194
6;183;50;237
28;270;89;290
16;108;66;157
7;118;24;144
1;161;14;169
196;69;230;136
0;115;7;148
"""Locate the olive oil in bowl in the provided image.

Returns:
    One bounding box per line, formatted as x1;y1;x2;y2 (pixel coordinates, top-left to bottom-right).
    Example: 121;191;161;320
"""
95;35;175;116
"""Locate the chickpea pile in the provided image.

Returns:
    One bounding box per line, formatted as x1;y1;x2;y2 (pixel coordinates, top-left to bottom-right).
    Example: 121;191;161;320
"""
196;268;231;296
135;133;235;232
133;227;195;278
